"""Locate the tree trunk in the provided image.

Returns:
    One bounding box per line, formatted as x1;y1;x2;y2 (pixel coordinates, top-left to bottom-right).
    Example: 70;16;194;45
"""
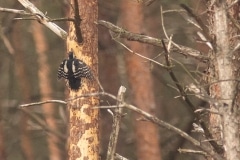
11;21;34;160
32;20;61;160
120;1;162;160
208;0;240;159
67;0;99;160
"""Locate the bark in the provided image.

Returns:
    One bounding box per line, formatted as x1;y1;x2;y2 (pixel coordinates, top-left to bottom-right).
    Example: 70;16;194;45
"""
120;1;161;160
208;0;240;159
11;21;34;160
32;20;61;160
67;0;99;160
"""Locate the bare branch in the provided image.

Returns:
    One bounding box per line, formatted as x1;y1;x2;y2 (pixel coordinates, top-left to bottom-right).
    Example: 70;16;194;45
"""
0;27;15;54
180;4;213;50
19;100;67;108
18;88;223;160
178;148;208;156
162;40;224;154
114;153;129;160
67;91;223;160
0;7;31;15
97;20;209;61
17;0;67;39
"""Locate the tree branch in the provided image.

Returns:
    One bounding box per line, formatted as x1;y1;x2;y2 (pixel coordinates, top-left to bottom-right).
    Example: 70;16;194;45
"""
17;0;67;39
19;89;223;160
19;100;67;108
97;20;208;61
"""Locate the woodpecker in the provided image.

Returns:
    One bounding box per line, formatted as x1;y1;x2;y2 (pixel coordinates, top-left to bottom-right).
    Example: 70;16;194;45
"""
57;52;93;90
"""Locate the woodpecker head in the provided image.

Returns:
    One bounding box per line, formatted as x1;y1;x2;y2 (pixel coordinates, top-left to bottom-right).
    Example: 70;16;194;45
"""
68;51;74;59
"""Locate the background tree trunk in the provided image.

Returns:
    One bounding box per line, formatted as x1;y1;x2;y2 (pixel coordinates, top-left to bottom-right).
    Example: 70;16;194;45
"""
119;1;162;160
67;0;99;159
32;20;61;160
11;21;34;160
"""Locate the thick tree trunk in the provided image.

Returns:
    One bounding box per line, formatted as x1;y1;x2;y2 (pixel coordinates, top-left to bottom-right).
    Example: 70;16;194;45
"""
67;0;99;160
208;1;240;159
120;1;162;160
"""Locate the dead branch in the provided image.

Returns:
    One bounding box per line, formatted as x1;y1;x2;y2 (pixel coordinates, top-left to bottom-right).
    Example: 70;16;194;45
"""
178;148;208;156
17;0;67;39
180;4;212;45
68;91;223;160
161;40;196;112
19;100;67;108
114;153;129;160
0;7;31;15
97;20;209;61
161;40;224;154
19;88;223;160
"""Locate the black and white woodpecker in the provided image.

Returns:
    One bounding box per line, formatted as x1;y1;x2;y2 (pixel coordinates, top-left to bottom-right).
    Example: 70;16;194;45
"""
57;52;93;90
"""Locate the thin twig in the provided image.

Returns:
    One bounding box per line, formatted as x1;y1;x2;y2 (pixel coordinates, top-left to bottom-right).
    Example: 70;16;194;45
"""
178;148;208;156
162;40;196;111
180;4;213;50
114;153;129;160
114;39;170;69
19;100;67;108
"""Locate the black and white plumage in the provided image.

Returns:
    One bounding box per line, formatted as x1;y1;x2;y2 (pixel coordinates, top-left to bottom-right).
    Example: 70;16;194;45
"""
57;52;93;90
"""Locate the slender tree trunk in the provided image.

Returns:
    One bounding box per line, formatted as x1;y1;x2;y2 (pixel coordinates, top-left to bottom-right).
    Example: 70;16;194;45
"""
67;0;99;159
120;1;162;160
11;21;34;160
208;0;240;159
32;20;61;160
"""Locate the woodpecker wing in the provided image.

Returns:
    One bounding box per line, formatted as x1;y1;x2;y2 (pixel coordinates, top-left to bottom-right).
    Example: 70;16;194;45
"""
57;60;68;79
72;59;93;80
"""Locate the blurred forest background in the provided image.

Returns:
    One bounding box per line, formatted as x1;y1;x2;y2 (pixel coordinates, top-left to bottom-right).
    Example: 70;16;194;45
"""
0;0;209;160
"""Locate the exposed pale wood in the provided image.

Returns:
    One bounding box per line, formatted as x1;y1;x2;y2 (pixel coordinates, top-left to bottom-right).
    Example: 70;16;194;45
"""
67;0;99;160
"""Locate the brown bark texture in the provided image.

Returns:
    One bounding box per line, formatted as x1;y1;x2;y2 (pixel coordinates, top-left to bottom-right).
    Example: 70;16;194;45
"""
11;21;34;160
208;0;240;159
32;20;61;160
120;1;162;160
67;0;99;160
